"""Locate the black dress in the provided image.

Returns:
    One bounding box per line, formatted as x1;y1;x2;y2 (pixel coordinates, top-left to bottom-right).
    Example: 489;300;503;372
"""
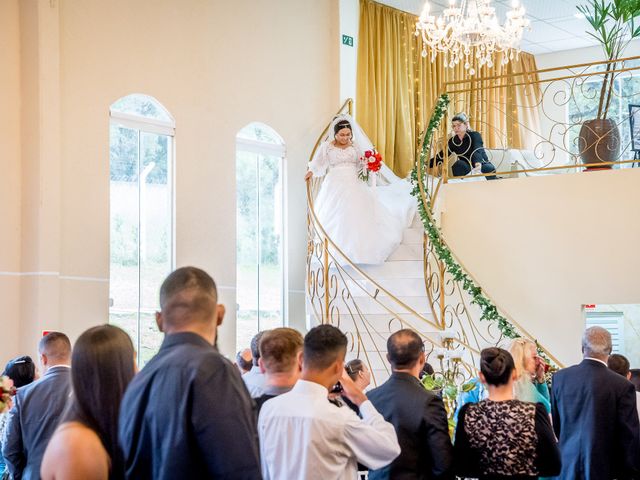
454;399;561;479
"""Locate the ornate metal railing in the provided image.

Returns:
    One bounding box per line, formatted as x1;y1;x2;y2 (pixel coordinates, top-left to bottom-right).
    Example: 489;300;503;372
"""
428;55;640;180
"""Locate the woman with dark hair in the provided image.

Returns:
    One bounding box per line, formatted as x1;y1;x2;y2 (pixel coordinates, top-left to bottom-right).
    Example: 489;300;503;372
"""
1;356;37;478
433;112;497;179
41;325;136;480
304;114;416;265
454;348;561;479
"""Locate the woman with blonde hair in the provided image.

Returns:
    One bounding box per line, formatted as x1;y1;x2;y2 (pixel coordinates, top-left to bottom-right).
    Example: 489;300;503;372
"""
508;338;551;413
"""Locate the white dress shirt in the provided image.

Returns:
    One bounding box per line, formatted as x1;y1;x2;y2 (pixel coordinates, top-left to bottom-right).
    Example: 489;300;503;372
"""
242;365;266;398
258;379;400;480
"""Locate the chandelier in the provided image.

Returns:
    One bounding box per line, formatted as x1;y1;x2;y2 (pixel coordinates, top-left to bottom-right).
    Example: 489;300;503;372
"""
415;0;529;75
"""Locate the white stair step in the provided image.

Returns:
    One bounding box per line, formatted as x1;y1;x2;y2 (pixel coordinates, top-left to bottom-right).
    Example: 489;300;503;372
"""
350;260;424;279
402;228;423;245
387;244;423;261
306;294;432;315
342;277;427;297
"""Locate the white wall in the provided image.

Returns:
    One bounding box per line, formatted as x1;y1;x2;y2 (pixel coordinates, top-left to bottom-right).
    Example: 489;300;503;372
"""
440;168;640;366
340;0;359;108
1;0;339;365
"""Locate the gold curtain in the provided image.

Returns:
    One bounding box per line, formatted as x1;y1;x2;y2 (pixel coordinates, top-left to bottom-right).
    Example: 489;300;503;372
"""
356;0;542;176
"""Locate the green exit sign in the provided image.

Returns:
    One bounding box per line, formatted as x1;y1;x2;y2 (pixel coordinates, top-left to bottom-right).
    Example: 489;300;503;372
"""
342;34;354;47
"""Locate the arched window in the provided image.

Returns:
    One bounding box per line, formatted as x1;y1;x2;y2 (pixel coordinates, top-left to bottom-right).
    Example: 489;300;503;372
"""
109;94;175;364
236;123;286;351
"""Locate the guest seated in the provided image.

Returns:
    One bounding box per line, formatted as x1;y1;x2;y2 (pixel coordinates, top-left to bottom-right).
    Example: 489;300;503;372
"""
235;348;253;375
432;113;497;180
119;266;261;479
254;327;303;412
41;325;136;480
508;338;551;413
454;348;561;479
367;329;454;480
258;324;400;479
3;332;72;480
243;331;267;397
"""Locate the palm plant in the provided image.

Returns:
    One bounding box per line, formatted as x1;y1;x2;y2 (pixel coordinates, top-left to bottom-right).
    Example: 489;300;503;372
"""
577;0;640;119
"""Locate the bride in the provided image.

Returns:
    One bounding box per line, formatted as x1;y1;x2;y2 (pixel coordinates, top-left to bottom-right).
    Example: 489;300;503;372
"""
304;114;416;265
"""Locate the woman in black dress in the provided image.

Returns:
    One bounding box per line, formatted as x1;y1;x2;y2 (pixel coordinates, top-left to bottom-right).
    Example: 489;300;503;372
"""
454;348;561;479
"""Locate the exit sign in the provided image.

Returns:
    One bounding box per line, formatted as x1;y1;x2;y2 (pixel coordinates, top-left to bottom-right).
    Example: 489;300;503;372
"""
342;34;354;47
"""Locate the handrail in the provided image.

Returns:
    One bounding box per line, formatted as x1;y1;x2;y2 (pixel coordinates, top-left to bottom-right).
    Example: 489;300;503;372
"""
305;100;483;374
443;54;640;88
415;114;565;369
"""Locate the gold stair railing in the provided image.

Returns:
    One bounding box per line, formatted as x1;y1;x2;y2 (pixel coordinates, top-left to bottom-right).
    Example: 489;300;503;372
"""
429;55;640;180
306;100;494;386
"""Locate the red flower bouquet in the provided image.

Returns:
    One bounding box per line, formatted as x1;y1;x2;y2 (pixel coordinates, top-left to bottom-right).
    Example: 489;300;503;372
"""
359;149;383;182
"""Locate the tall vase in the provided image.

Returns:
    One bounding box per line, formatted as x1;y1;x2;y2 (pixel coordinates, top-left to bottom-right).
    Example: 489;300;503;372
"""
578;119;620;169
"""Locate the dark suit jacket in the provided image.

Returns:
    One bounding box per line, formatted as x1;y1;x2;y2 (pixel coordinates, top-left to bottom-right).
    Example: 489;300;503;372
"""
367;372;454;480
447;131;489;166
2;365;71;480
118;332;261;480
551;358;640;480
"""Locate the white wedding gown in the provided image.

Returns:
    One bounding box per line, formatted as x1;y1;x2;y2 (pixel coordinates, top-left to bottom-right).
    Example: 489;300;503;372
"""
310;141;417;265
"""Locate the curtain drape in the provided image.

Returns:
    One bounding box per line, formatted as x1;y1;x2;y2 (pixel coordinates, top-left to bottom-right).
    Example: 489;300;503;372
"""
356;0;542;176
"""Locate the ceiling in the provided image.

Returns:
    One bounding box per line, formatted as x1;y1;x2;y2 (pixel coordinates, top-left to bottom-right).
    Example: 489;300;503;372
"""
376;0;599;54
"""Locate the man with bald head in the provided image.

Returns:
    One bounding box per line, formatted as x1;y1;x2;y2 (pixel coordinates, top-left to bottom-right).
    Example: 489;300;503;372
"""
3;332;72;480
551;326;640;479
119;266;261;479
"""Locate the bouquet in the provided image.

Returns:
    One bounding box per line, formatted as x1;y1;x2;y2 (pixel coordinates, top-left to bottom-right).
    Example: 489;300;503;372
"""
359;149;383;182
0;375;16;412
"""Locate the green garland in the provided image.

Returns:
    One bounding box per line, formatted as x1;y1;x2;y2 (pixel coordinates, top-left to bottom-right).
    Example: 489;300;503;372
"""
409;94;557;369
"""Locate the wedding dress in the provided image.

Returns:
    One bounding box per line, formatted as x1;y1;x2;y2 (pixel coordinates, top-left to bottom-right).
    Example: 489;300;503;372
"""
309;115;417;265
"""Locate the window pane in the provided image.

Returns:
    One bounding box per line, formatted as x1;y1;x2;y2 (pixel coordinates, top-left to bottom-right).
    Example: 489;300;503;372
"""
237;150;259;351
111;94;172;122
258;154;284;331
139;132;172;364
109;125;140;349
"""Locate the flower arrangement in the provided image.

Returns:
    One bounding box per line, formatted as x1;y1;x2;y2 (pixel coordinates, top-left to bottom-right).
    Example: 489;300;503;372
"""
410;93;558;373
359;149;383;182
0;375;16;412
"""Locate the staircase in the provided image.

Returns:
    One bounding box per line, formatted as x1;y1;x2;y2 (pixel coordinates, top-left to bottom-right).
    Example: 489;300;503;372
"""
305;98;562;390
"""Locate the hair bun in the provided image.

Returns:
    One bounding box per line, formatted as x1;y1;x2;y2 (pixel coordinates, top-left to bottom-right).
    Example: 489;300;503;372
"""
480;347;515;386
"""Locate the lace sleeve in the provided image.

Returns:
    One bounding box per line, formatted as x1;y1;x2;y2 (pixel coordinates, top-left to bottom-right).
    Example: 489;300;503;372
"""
308;141;330;177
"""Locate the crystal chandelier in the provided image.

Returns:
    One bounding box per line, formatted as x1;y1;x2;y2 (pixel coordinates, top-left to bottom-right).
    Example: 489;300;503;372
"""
415;0;529;75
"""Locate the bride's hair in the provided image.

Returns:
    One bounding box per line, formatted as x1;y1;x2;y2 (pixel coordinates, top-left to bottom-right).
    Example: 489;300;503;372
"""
334;120;352;136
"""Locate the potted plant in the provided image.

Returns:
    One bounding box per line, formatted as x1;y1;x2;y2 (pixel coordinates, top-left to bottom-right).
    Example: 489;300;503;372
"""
577;0;640;168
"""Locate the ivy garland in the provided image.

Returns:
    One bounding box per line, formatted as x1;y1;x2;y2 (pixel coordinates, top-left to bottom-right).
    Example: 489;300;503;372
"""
409;93;557;370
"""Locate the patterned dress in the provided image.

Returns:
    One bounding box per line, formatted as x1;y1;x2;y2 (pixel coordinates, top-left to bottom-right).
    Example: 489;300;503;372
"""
454;399;561;479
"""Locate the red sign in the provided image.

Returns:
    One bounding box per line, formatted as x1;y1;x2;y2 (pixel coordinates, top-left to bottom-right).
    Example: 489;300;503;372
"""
584;304;596;309
42;331;52;337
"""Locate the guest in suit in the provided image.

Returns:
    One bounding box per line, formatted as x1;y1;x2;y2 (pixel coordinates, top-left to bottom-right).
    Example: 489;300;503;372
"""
433;113;497;179
41;325;136;480
254;327;303;413
455;347;561;479
367;329;454;479
607;354;640;422
243;331;267;397
551;326;640;480
3;332;72;480
118;267;261;479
